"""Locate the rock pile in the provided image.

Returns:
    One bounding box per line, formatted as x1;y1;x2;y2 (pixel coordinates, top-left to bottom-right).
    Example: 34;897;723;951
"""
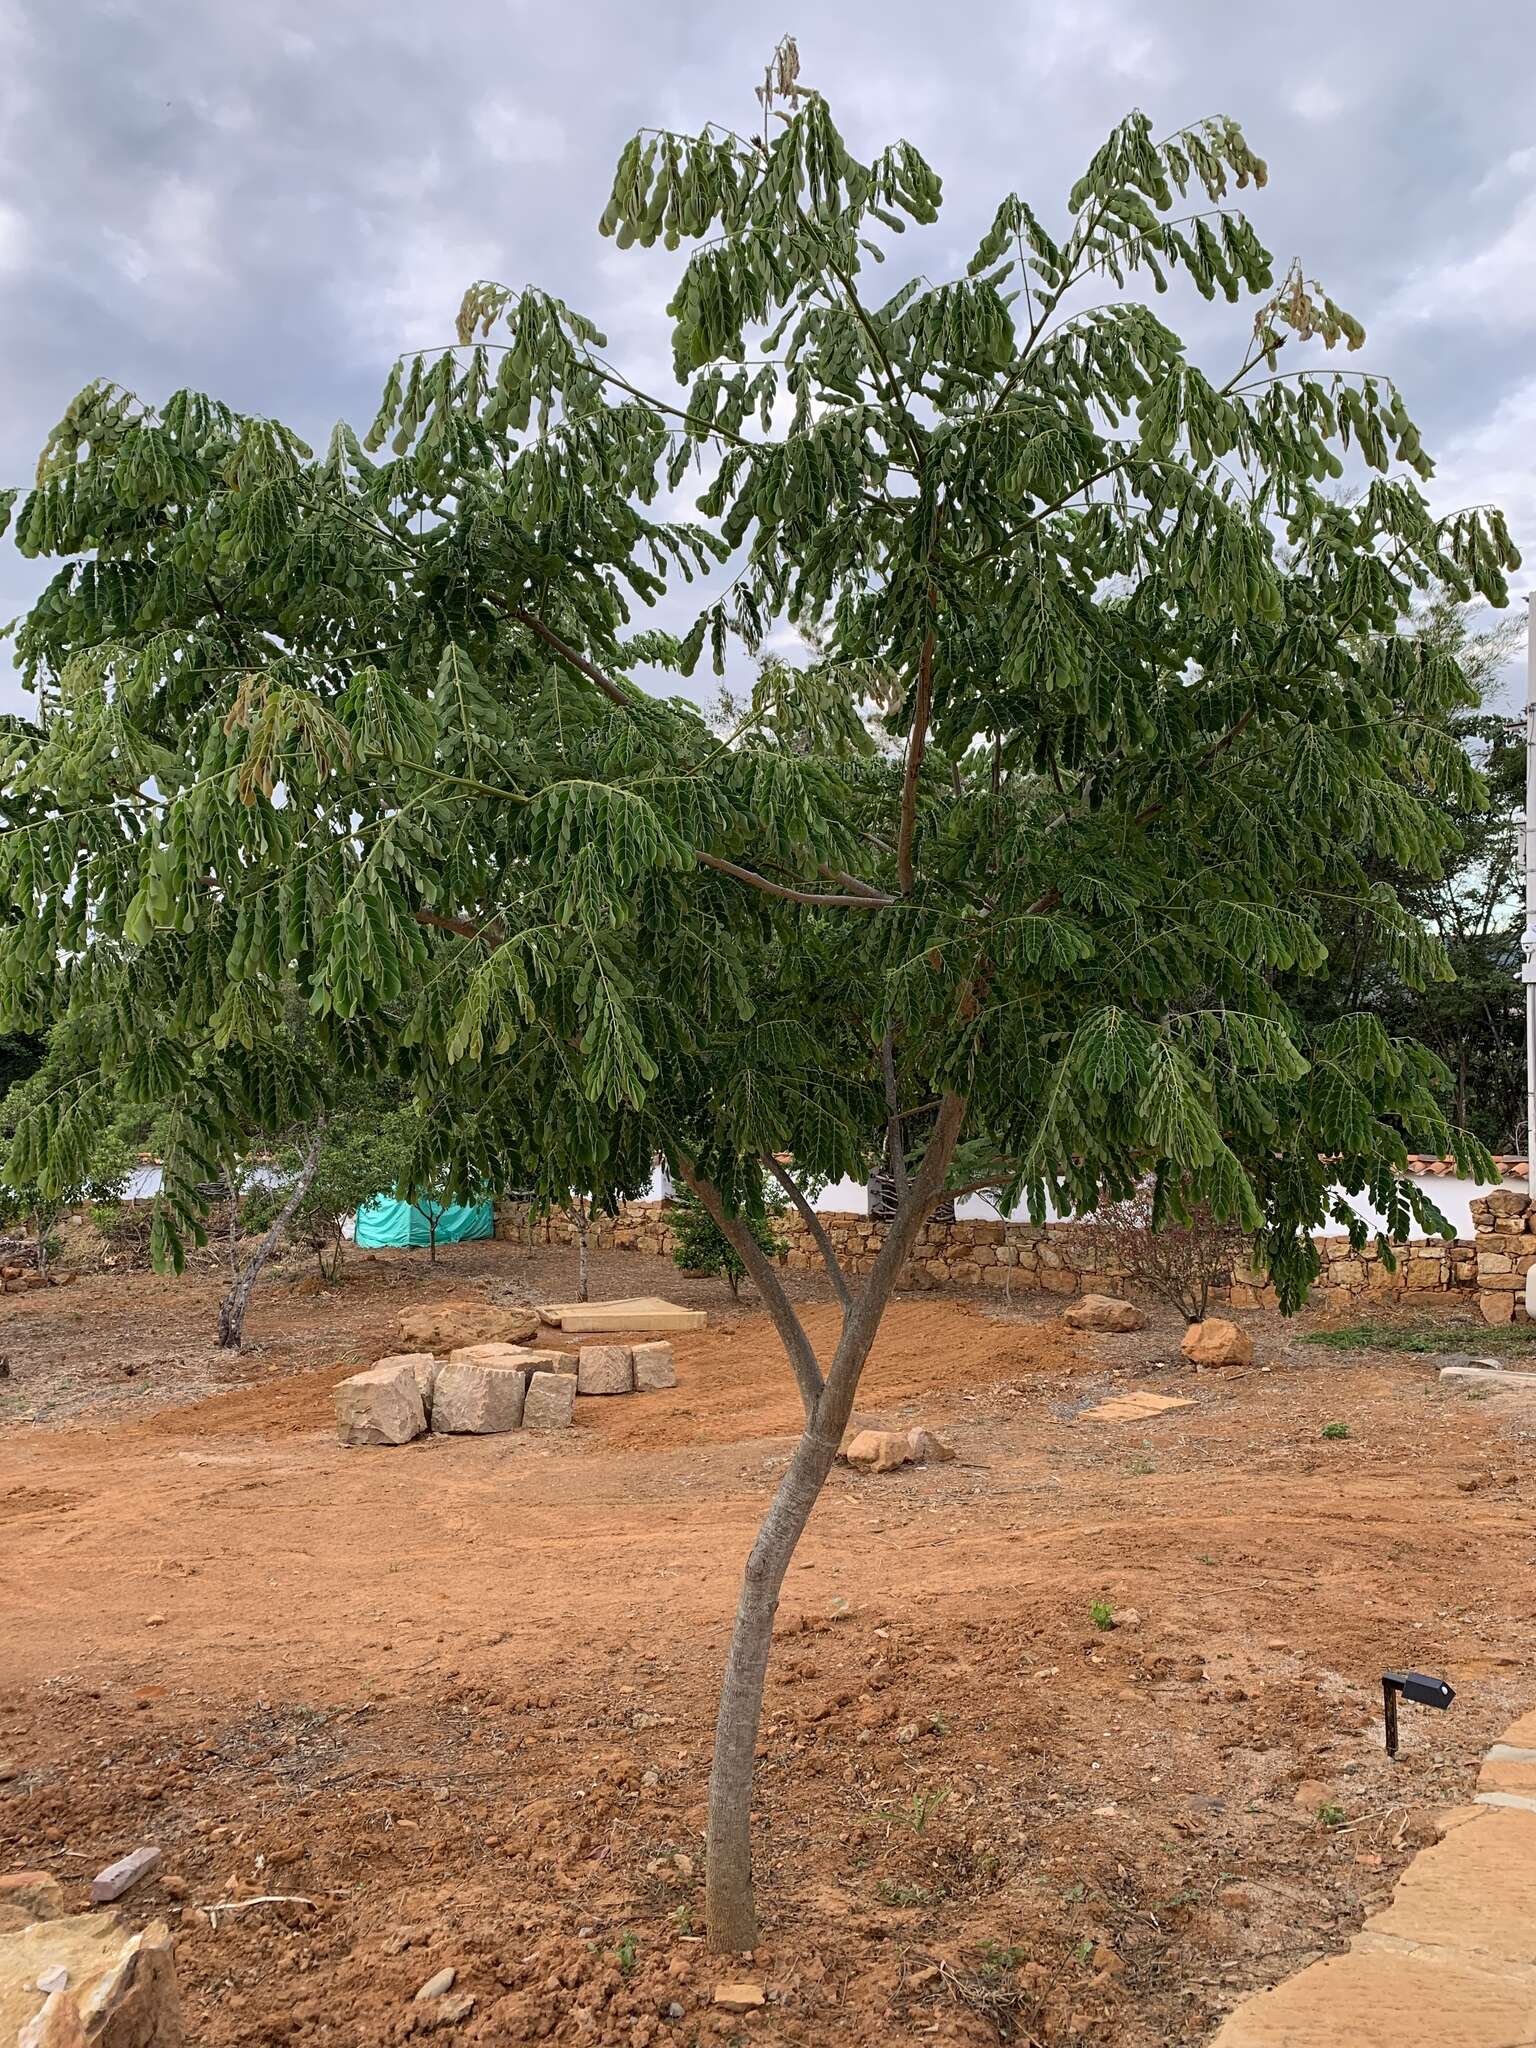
334;1337;677;1446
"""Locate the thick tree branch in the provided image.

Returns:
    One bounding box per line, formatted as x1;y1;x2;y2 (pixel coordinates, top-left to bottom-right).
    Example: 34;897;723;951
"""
676;1158;825;1419
696;852;895;909
760;1153;852;1312
896;626;935;896
880;1030;909;1203
503;605;633;709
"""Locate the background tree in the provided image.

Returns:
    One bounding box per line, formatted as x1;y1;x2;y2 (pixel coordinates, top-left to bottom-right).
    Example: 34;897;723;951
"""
1290;595;1528;1149
244;1093;419;1281
0;1071;134;1272
671;1175;788;1299
0;41;1517;1946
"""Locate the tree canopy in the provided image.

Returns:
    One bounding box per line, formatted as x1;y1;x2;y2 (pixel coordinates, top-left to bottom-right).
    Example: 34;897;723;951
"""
0;51;1514;1300
0;35;1519;1944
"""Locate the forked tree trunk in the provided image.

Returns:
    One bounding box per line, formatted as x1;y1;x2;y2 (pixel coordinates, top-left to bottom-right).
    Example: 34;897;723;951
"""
216;1130;324;1351
697;1093;965;1949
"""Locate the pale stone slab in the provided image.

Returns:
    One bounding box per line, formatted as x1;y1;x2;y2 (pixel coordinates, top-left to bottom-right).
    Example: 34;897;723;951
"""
523;1372;577;1430
1081;1392;1193;1423
335;1362;426;1447
430;1361;526;1434
577;1344;634;1395
1210;1943;1536;2047
1366;1804;1536;1965
632;1341;677;1391
1440;1364;1536;1389
539;1296;706;1333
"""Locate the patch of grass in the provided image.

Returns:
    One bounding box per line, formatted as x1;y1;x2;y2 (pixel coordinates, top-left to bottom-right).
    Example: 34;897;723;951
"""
1089;1599;1116;1631
975;1940;1028;1979
1126;1454;1156;1475
875;1877;942;1907
613;1932;638;1976
1317;1802;1347;1829
1301;1319;1536;1355
1320;1421;1351;1440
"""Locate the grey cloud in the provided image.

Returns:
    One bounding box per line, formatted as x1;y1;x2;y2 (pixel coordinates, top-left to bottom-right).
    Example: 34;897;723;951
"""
3;0;1532;711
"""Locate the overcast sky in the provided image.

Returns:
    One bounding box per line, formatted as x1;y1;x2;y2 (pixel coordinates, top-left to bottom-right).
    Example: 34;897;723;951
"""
2;0;1531;713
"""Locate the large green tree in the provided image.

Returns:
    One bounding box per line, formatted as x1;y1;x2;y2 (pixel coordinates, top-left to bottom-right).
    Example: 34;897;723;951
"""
0;42;1517;1944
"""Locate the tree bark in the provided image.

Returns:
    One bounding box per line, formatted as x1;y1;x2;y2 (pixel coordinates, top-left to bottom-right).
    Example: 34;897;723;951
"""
216;1130;324;1351
703;1093;965;1949
571;1196;591;1302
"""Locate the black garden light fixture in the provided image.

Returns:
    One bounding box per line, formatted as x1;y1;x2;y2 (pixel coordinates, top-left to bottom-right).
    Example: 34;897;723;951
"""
1382;1670;1454;1758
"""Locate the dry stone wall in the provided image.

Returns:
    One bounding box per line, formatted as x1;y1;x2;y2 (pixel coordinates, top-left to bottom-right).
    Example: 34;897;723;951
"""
495;1198;1481;1310
1469;1188;1536;1325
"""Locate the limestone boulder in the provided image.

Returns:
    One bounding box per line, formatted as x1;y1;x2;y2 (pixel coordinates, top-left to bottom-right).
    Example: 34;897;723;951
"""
446;1342;535;1367
1180;1317;1254;1368
577;1345;634;1396
372;1352;436;1416
632;1341;677;1391
335;1361;426;1447
512;1348;577;1375
523;1372;577;1430
397;1300;538;1351
430;1360;526;1434
0;1872;64;1935
842;1429;915;1474
2;1914;182;2047
1063;1293;1146;1333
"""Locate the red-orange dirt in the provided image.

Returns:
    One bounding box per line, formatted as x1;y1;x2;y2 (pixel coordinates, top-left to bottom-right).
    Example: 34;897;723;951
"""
2;1242;1534;2045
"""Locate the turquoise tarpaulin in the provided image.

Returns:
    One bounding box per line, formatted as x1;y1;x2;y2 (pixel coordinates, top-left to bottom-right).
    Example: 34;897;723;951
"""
353;1196;495;1249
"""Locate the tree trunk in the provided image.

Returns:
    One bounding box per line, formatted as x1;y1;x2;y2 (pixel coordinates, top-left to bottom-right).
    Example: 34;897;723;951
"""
703;1093;965;1949
216;1131;324;1351
572;1197;591;1301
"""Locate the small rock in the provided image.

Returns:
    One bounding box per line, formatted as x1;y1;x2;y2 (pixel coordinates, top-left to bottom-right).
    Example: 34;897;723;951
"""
906;1427;956;1464
1180;1317;1254;1368
1117;1608;1143;1630
665;1999;685;2020
36;1965;70;1994
89;1845;162;1904
641;1770;660;1788
414;1966;457;2001
144;1615;167;1628
713;1983;766;2012
1064;1294;1147;1333
842;1429;914;1474
436;1993;476;2025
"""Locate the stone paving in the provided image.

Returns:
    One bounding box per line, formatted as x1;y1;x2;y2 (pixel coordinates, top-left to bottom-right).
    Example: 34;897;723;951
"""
1212;1706;1536;2047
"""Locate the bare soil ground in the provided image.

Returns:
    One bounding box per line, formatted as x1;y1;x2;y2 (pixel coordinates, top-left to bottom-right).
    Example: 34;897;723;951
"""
2;1241;1534;2046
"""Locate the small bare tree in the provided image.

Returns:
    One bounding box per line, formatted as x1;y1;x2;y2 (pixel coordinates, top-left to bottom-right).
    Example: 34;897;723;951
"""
1078;1184;1250;1322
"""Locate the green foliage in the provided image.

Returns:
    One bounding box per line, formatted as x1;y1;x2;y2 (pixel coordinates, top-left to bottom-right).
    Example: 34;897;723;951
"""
242;1091;419;1278
1301;1319;1536;1354
671;1179;788;1299
1319;1420;1351;1440
0;42;1518;1314
0;1067;136;1267
1089;1600;1116;1631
